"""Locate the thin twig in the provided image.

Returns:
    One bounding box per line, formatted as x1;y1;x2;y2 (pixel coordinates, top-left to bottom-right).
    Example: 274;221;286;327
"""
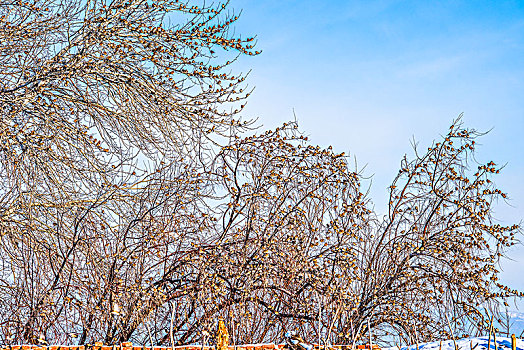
487;315;494;350
445;313;458;350
367;318;373;350
351;323;363;350
170;301;176;350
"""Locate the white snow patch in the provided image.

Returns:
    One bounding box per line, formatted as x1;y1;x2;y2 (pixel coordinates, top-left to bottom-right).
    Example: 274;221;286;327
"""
383;337;524;350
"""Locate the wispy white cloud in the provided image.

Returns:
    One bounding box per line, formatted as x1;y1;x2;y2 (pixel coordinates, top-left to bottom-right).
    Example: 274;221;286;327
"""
395;54;466;79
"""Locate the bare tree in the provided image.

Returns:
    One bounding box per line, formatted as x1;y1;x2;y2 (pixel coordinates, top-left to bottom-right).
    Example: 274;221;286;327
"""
0;0;256;345
320;118;523;346
208;123;371;343
0;0;521;347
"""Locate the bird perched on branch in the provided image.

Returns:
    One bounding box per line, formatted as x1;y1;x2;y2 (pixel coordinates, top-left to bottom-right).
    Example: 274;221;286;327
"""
37;333;47;345
285;331;313;350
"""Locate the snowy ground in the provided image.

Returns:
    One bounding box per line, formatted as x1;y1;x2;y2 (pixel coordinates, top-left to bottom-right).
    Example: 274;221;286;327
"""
383;337;524;350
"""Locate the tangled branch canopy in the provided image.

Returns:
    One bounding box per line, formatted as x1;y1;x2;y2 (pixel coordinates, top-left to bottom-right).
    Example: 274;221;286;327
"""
0;0;521;347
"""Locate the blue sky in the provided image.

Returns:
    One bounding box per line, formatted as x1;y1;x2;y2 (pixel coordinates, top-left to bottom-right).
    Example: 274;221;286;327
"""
228;0;524;305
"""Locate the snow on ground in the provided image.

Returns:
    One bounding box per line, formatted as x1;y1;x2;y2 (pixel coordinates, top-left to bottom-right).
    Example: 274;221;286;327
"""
383;337;524;350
